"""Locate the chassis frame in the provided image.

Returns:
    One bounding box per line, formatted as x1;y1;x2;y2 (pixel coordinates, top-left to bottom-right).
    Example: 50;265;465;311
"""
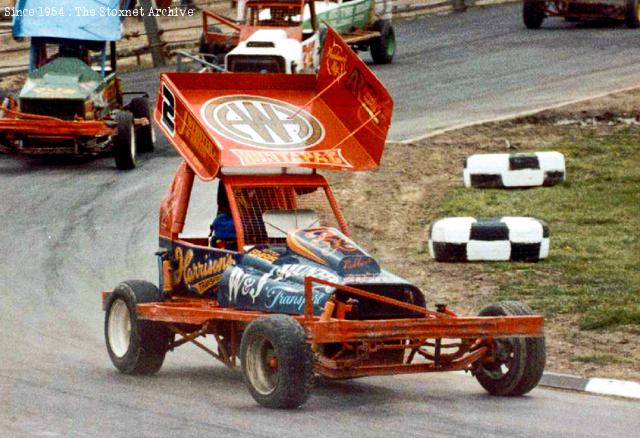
103;275;543;380
103;171;543;382
0;104;151;156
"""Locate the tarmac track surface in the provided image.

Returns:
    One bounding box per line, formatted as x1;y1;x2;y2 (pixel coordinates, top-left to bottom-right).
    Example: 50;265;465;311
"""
381;4;640;141
1;4;639;436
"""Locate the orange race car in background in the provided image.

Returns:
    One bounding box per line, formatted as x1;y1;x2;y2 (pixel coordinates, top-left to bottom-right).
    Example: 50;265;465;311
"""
523;0;640;28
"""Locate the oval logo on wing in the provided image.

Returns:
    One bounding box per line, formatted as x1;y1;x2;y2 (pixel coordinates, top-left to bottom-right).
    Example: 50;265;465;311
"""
201;95;324;150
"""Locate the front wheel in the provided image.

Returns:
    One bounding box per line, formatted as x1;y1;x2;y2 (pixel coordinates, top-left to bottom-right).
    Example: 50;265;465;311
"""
370;20;396;65
625;0;640;28
523;0;545;29
105;280;170;375
474;301;545;396
113;110;137;170
240;315;313;409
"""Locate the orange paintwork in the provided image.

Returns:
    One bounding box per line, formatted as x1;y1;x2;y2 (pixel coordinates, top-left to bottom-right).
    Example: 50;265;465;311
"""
153;27;393;181
202;1;314;46
159;161;195;239
133;297;543;343
0;108;115;138
201;9;241;46
139;23;545;380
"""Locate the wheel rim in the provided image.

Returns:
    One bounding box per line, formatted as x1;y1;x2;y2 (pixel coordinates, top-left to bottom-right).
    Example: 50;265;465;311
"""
108;299;132;358
245;335;279;395
479;339;516;380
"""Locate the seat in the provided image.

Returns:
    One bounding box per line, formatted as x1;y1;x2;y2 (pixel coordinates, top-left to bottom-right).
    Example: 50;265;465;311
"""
262;209;320;239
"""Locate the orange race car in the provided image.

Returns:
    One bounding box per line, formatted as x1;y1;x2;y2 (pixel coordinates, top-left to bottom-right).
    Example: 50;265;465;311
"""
102;27;545;409
523;0;640;28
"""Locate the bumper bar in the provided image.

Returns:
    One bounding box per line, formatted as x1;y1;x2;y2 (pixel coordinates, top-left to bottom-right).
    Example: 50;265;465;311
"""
131;299;543;342
0;110;114;139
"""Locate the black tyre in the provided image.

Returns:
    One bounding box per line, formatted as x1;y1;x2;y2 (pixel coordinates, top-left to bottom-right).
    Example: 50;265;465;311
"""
105;280;170;375
370;20;396;65
240;315;313;409
129;97;154;153
523;0;545;29
113;110;137;170
475;301;545;396
625;0;640;28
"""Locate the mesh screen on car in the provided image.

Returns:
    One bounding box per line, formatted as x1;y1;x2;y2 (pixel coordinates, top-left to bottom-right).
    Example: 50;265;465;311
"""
231;185;340;245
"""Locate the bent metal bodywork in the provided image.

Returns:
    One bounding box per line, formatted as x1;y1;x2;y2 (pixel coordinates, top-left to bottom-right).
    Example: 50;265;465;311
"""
102;27;545;408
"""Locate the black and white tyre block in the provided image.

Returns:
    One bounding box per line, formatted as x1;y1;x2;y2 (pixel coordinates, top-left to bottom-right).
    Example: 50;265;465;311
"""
463;152;565;188
429;217;549;262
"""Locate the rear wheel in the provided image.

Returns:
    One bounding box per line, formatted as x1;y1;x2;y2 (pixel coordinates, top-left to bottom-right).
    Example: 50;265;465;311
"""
474;301;545;396
240;315;313;409
625;0;640;28
129;97;154;153
113;111;137;170
370;20;396;65
523;0;545;29
105;280;170;375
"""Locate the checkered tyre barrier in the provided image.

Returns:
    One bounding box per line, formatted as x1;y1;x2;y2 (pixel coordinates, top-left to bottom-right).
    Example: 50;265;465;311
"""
463;152;565;188
428;217;550;262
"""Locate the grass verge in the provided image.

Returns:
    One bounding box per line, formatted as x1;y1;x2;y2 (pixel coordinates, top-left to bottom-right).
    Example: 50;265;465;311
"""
437;129;640;330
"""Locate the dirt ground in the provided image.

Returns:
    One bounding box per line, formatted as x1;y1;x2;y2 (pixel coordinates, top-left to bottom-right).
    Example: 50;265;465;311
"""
327;89;640;382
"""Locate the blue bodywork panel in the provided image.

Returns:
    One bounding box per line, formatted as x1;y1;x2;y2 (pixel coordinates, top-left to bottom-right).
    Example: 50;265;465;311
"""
160;227;427;318
13;0;123;41
219;254;340;316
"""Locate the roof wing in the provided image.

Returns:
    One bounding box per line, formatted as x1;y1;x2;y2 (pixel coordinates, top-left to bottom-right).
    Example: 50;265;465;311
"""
13;0;123;41
316;24;393;167
154;26;393;181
